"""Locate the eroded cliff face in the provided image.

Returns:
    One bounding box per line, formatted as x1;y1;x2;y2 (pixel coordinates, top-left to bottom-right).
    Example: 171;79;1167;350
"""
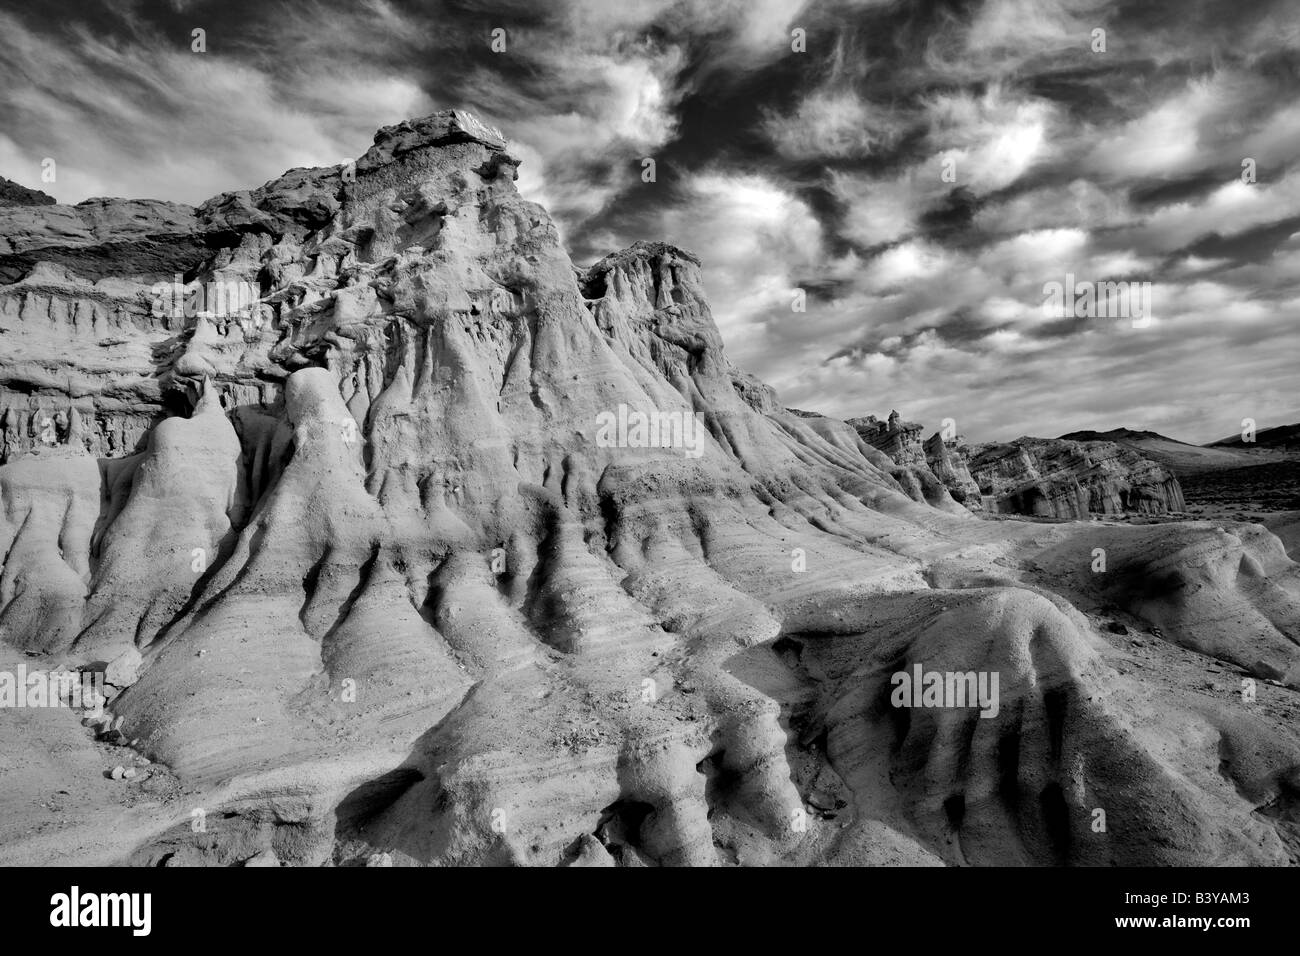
852;410;925;467
848;411;961;512
853;410;1183;520
1;112;1296;869
923;432;983;512
968;437;1186;519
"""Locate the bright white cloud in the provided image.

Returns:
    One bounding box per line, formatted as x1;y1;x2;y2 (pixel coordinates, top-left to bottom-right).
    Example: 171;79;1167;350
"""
763;90;896;159
924;86;1057;191
1133;172;1300;252
655;171;825;365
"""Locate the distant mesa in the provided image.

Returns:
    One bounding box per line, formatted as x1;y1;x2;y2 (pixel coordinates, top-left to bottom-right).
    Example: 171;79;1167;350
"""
1059;427;1182;444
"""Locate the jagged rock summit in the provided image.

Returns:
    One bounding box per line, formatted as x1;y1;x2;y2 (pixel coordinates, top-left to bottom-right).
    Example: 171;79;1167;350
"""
847;411;975;513
2;111;1299;868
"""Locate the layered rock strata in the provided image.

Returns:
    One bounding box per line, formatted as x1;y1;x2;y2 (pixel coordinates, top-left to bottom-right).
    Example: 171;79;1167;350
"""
923;432;983;511
968;436;1185;518
847;411;959;511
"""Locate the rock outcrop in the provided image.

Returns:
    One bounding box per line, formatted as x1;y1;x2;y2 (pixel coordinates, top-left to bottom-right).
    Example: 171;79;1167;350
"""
849;411;1185;519
968;436;1185;518
851;410;925;466
0;111;1296;869
923;432;983;511
847;411;960;511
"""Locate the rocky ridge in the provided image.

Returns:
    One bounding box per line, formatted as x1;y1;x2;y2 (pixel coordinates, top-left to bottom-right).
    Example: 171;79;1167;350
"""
850;411;1186;520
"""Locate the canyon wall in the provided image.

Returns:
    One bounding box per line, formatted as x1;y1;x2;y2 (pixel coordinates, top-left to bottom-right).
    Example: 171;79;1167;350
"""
967;437;1185;518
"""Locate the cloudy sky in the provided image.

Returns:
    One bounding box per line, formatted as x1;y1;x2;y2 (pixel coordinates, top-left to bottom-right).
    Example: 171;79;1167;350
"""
2;0;1297;444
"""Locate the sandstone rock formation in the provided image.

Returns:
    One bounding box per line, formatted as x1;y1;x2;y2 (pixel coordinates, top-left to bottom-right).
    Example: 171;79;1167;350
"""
852;410;925;467
850;412;1185;519
847;411;961;511
1;111;1297;868
967;436;1185;518
1058;429;1300;520
923;432;983;511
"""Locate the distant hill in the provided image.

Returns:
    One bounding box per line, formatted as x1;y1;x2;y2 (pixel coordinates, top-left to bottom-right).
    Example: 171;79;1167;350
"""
1059;427;1171;443
1058;427;1262;475
0;175;56;207
1208;423;1300;450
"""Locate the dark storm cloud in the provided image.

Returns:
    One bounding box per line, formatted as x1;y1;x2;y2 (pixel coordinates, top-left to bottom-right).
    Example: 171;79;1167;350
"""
1128;172;1234;209
0;0;1296;443
1181;214;1300;263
